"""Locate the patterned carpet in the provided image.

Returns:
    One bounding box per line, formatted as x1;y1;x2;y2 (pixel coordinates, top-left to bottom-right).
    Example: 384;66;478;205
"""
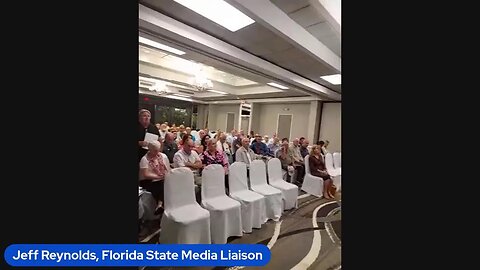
139;190;342;270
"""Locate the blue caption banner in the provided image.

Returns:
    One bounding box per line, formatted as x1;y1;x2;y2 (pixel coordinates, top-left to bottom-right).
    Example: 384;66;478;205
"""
4;244;270;267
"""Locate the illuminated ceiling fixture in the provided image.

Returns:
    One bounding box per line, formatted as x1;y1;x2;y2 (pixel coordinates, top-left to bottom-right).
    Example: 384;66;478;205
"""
189;66;213;92
139;76;169;95
320;74;341;85
139;36;186;55
173;0;255;32
267;82;289;90
207;90;228;95
153;81;168;95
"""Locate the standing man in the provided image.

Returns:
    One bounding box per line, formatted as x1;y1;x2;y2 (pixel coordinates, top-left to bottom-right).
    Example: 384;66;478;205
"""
138;109;160;162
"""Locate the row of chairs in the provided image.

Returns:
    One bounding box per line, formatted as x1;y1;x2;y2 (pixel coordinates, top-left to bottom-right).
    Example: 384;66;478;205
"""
160;159;298;244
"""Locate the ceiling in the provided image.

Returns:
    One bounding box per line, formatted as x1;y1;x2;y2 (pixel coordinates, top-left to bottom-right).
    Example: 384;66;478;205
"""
138;42;306;101
138;0;341;103
271;0;340;57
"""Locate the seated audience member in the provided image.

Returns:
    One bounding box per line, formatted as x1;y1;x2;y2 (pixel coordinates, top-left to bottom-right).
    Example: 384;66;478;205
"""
204;128;213;138
159;123;168;141
236;137;260;168
277;141;303;184
268;137;281;156
201;138;230;193
281;137;289;144
202;138;229;173
177;125;186;141
178;133;195;150
226;129;237;146
198;134;211;154
267;133;277;146
155;123;161;131
289;138;306;181
249;131;256;144
300;139;309;158
139;141;171;214
250;134;272;157
185;127;195;142
323;140;330;154
162;132;178;165
317;140;328;155
173;138;203;184
196;130;206;145
217;133;233;164
309;145;335;199
171;130;178;143
263;135;269;144
232;132;243;162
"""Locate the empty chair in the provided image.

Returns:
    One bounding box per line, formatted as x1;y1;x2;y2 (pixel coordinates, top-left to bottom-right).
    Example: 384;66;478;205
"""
325;153;341;177
332;152;342;191
201;164;243;244
160;168;211;244
333;152;341;170
301;155;324;197
249;160;283;221
267;158;298;210
229;162;267;233
324;153;341;191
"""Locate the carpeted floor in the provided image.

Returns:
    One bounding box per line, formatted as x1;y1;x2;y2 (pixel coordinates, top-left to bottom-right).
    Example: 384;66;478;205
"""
139;190;342;270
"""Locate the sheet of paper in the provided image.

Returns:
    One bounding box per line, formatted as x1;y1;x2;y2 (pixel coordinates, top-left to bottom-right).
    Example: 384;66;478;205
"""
143;132;159;149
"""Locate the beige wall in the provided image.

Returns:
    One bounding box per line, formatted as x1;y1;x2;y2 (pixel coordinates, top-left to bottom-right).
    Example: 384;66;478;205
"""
319;102;341;152
206;104;240;132
196;104;208;129
254;103;311;141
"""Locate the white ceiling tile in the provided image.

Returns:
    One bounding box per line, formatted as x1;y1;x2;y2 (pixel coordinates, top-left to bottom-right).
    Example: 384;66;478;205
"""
288;5;325;27
270;0;310;14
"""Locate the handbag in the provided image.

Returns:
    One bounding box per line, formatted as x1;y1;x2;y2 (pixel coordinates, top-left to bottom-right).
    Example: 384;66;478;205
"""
329;183;337;197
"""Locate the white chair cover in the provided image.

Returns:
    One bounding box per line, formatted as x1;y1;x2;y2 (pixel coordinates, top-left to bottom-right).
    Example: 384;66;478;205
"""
325;153;341;176
249;160;283;221
267;158;298;210
333;174;342;191
333;152;341;169
332;152;342;191
301;155;325;197
229;162;267;233
201;165;243;244
160;168;211;244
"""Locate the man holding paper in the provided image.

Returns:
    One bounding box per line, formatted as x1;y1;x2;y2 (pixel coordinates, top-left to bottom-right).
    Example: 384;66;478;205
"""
138;109;161;162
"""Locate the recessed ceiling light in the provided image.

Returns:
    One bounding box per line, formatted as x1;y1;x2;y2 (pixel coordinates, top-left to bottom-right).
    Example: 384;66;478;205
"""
173;93;192;98
139;36;186;55
207;90;228;95
173;0;255;32
267;82;289;90
320;74;341;85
